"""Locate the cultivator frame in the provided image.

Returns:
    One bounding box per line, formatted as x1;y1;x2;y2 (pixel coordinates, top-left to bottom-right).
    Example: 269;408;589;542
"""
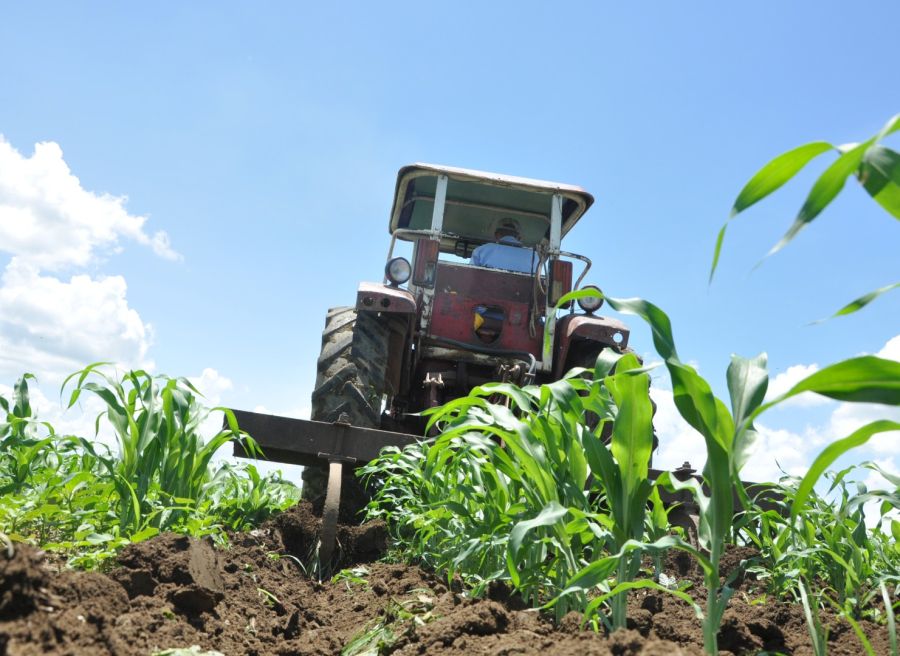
228;410;743;569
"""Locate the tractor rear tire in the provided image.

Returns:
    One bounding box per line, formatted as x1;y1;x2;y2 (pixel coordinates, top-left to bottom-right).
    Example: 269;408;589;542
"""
301;307;393;515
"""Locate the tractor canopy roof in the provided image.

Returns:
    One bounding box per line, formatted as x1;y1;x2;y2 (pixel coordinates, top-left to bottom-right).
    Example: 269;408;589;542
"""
389;163;594;250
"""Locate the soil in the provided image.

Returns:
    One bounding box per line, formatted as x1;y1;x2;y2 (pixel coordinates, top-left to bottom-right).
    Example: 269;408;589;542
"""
0;502;890;655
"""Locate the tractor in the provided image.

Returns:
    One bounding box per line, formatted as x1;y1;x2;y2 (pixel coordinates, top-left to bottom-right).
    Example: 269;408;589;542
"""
232;163;639;563
302;164;631;490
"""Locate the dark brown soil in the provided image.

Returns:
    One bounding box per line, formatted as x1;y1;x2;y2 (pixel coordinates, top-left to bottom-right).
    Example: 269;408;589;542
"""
0;502;890;655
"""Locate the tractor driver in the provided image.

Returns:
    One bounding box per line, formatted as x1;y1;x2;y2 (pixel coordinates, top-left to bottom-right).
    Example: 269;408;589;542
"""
470;218;537;274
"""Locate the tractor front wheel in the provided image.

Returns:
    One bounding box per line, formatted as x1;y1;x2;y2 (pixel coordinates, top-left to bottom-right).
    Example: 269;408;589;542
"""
301;307;393;516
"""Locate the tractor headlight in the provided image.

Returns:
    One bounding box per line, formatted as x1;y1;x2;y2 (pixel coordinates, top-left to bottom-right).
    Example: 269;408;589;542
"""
385;257;411;285
577;285;604;313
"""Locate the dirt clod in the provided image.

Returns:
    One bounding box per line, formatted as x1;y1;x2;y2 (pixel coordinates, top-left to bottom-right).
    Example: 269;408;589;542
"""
0;543;50;620
0;501;891;655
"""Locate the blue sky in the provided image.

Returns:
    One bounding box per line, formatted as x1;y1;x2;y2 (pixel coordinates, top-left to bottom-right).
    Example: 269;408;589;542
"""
0;2;897;486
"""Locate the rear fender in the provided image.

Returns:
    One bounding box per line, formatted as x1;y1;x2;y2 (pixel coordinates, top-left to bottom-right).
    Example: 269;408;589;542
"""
553;314;630;378
356;282;417;315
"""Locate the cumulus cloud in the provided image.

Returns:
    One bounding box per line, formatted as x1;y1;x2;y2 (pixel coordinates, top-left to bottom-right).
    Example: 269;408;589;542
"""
0;259;152;383
766;363;832;408
650;332;900;481
190;368;234;406
650;386;707;472
740;424;816;483
0;137;179;269
0;136;180;386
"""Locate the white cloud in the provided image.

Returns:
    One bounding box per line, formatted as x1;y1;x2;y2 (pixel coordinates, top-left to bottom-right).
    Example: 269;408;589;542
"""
650;386;707;472
766;363;831;408
650;332;900;483
0;137;179;270
0;136;178;387
740;424;815;483
0;259;153;384
878;335;900;362
189;367;234;406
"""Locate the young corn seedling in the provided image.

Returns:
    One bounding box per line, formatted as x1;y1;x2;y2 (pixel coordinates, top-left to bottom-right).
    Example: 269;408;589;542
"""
364;355;630;619
566;351;658;628
557;288;900;654
2;368;294;566
62;363;263;534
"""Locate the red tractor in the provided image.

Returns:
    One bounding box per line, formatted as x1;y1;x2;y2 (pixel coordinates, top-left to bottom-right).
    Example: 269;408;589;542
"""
302;163;632;496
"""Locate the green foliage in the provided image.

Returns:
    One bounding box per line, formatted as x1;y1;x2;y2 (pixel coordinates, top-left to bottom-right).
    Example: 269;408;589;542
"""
742;468;899;618
372;282;900;654
711;112;900;317
363;350;675;627
0;368;299;568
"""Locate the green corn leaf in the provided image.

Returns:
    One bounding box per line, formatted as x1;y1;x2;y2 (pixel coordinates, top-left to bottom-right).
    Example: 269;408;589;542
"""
791;420;900;520
731;142;835;217
727;353;768;473
585;579;703;620
594;349;624;380
554;536;687;601
509;500;568;558
471;383;537;415
815;282;900;322
130;527;159;542
892;519;900;542
875;112;900;142
857;146;900;219
768;140;871;257
656;471;713;553
605;354;655;535
763;355;900;406
880;581;898;656
711;141;834;282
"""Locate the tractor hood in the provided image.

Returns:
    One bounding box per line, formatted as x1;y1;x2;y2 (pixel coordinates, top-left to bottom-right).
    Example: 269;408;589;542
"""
388;163;594;250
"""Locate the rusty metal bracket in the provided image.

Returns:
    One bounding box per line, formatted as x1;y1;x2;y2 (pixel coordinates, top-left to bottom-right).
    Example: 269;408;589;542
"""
423;372;445;408
316;414;359;569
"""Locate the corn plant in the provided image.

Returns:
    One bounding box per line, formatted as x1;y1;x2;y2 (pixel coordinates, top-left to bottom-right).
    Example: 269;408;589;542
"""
62;363;262;533
201;462;300;531
711;112;900;318
555;288;900;653
1;368;296;568
364;349;696;628
745;469;899;608
559;352;658;628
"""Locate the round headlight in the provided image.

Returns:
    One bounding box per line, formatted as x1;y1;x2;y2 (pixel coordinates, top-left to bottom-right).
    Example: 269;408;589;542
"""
385;257;411;285
577;285;604;313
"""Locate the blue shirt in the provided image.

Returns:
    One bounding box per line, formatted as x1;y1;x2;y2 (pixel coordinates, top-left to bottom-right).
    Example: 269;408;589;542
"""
470;236;537;274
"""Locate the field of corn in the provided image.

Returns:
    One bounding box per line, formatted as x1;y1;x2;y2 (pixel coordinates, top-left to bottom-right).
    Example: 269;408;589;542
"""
1;118;898;655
